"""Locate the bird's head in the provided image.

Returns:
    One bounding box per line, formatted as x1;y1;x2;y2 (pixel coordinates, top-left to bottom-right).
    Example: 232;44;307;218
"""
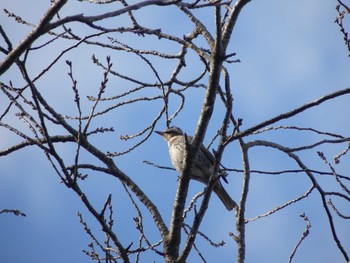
155;126;183;141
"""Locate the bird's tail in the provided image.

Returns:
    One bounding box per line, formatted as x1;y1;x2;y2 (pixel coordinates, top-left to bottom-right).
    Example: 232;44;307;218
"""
214;183;236;211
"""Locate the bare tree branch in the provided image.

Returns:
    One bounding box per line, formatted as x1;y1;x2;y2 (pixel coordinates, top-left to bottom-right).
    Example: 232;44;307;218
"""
0;0;68;74
230;87;350;142
288;213;311;263
1;1;349;262
0;209;26;217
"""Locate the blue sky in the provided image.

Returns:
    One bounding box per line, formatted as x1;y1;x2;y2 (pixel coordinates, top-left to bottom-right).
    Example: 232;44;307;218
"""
1;1;350;262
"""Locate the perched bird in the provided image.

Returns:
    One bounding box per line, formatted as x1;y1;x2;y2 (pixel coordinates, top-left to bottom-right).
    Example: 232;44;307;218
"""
155;126;235;211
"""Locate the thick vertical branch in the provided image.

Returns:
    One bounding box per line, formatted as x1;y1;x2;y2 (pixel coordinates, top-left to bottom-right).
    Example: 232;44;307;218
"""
164;138;194;262
165;5;225;263
222;0;251;51
178;12;238;262
236;141;250;263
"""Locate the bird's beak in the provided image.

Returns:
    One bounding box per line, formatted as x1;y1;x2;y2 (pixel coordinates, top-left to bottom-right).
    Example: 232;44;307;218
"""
155;130;164;136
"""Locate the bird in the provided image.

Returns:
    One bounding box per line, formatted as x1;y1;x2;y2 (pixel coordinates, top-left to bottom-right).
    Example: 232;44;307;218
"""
155;126;235;211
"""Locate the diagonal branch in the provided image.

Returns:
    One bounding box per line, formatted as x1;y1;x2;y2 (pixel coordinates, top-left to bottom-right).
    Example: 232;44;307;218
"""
230;87;350;141
247;140;349;262
0;0;68;74
222;0;251;51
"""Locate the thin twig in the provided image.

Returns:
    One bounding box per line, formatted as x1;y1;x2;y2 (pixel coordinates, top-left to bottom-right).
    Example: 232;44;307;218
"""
0;209;26;217
245;186;315;223
328;199;350;219
288;213;311;263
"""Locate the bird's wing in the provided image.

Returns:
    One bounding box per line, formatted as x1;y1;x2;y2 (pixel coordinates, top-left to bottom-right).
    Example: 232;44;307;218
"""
188;135;229;184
